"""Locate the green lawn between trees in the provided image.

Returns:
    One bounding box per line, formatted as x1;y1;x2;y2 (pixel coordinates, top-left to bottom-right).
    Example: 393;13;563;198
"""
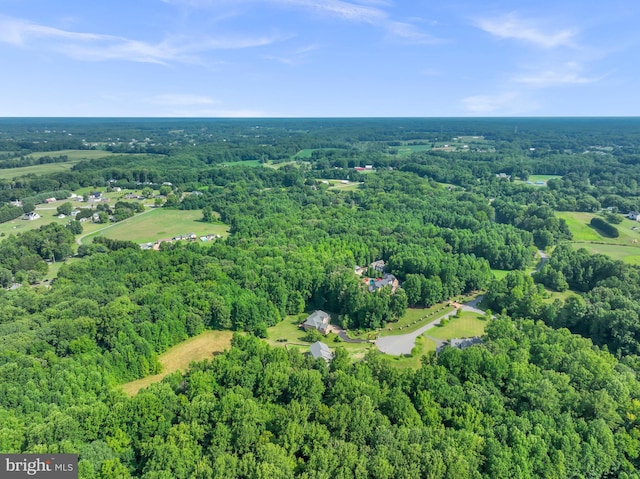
556;211;640;264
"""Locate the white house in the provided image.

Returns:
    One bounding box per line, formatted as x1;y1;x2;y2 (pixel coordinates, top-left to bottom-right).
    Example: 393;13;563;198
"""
23;212;40;221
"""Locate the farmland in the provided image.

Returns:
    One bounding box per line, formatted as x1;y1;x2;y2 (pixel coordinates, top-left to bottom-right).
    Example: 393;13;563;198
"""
81;208;229;244
556;211;640;263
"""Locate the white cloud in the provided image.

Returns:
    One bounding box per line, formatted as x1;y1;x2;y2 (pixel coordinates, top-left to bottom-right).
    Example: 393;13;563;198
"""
264;43;319;65
461;92;537;114
0;15;282;64
475;13;576;48
161;107;271;117
514;70;599;87
148;94;218;106
162;0;439;44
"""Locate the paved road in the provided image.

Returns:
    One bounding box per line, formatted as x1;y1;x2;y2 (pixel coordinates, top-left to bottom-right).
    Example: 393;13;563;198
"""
375;296;486;356
536;249;549;272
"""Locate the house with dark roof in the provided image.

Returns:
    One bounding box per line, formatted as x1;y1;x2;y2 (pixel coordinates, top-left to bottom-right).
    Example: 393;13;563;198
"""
309;342;333;362
437;336;483;353
301;310;331;335
367;273;399;293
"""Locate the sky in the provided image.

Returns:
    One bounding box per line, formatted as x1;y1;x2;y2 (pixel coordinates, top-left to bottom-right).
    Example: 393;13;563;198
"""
0;0;639;117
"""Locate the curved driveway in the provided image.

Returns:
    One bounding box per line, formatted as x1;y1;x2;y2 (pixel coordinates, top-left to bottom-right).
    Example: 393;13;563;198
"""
375;296;485;356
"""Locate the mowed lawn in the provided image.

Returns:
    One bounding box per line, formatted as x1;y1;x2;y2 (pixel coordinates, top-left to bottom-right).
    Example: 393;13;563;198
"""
0;209;74;237
429;312;487;340
556;211;640;263
121;330;233;396
83;208;229;244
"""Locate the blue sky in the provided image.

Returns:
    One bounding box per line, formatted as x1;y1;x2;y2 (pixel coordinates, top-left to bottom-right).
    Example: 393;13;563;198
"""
0;0;638;117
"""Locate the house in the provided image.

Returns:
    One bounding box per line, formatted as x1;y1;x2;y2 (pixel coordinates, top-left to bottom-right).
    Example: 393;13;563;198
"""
44;197;56;204
309;342;333;362
449;337;483;349
627;211;640;221
364;165;373;170
9;200;22;207
354;265;367;276
367;274;399;293
436;337;483;354
301;310;331;335
370;260;385;272
496;173;511;180
22;212;40;221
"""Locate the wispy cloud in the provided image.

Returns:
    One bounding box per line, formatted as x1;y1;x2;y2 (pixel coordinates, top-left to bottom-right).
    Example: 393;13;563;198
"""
162;0;440;44
147;94;218;106
475;13;576;48
0;15;282;64
514;70;601;87
461;91;538;114
264;43;319;65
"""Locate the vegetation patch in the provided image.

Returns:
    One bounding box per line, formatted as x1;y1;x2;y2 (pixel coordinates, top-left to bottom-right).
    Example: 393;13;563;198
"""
121;330;233;396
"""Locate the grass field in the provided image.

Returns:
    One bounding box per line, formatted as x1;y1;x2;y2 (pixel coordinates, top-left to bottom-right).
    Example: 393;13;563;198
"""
223;159;261;167
0;209;73;237
379;303;455;337
81;208;229;244
0;161;83;179
25;149;116;160
429;312;487;340
514;174;562;186
320;180;362;191
572;242;640;265
292;148;343;159
0;150;119;179
556;211;640;263
491;269;511;280
395;144;431;156
120;330;233;396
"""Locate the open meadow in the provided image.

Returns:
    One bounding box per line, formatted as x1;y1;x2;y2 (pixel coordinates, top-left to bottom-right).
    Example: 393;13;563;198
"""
556;211;640;263
0;149;119;179
120;330;233;396
81;208;229;244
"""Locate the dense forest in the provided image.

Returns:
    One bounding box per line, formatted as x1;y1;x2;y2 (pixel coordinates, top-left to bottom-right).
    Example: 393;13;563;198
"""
1;118;640;478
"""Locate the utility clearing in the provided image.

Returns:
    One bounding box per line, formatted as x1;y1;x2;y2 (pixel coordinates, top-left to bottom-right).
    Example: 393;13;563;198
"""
120;330;233;396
